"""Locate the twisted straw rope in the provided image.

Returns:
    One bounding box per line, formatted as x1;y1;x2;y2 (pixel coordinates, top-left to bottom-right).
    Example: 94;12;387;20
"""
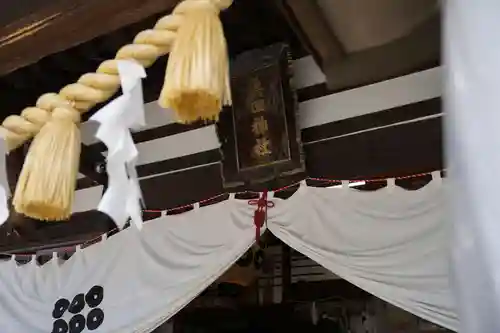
0;0;233;152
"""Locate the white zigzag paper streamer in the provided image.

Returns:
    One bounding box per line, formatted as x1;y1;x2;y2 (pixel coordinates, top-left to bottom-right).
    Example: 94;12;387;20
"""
90;60;146;230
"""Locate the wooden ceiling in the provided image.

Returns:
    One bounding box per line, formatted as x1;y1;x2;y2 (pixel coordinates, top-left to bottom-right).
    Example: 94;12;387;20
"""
276;0;440;90
0;0;441;252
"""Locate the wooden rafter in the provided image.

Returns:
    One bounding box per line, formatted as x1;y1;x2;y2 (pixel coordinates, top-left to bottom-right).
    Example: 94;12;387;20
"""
274;0;345;66
0;0;180;75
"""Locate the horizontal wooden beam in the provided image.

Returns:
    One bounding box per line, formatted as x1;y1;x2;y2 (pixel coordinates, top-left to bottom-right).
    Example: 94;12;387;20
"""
79;144;107;186
0;0;179;75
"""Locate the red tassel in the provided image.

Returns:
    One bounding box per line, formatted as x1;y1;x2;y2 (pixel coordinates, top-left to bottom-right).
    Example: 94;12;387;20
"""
254;208;265;242
248;190;274;243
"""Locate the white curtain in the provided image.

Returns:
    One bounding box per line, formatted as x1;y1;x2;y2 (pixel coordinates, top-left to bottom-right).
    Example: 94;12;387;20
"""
445;1;500;332
0;182;458;332
0;198;256;333
268;181;458;331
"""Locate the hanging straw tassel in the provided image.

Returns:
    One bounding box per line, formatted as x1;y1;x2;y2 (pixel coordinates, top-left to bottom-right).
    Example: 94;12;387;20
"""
159;0;233;123
13;107;81;221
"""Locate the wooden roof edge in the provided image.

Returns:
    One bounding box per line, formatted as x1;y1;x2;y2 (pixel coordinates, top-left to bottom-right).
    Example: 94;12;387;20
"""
0;0;180;76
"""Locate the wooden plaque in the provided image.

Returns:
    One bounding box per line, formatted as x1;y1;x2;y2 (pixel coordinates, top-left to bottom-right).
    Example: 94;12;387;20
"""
217;43;304;189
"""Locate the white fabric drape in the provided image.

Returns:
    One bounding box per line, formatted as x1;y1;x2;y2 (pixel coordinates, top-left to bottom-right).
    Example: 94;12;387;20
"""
0;182;458;332
268;181;458;331
445;1;500;332
0;198;255;333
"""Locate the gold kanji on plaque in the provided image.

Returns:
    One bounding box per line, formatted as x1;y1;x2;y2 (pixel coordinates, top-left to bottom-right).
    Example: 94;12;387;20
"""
251;77;264;97
250;99;265;114
246;77;265;113
252;137;272;157
251;116;269;136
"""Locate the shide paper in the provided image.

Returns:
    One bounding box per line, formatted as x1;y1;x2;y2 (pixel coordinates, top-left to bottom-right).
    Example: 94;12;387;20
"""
90;60;146;230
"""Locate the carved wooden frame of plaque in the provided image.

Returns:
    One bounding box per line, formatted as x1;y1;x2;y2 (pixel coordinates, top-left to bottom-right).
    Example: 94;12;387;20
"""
217;43;305;189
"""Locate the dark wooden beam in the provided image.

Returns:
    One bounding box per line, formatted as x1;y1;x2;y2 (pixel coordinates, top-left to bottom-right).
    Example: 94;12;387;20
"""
0;0;65;28
0;0;180;75
274;0;345;66
79;144;107;187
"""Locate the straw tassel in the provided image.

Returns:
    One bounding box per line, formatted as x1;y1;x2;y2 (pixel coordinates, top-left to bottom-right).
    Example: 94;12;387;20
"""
13;107;80;221
159;0;232;123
